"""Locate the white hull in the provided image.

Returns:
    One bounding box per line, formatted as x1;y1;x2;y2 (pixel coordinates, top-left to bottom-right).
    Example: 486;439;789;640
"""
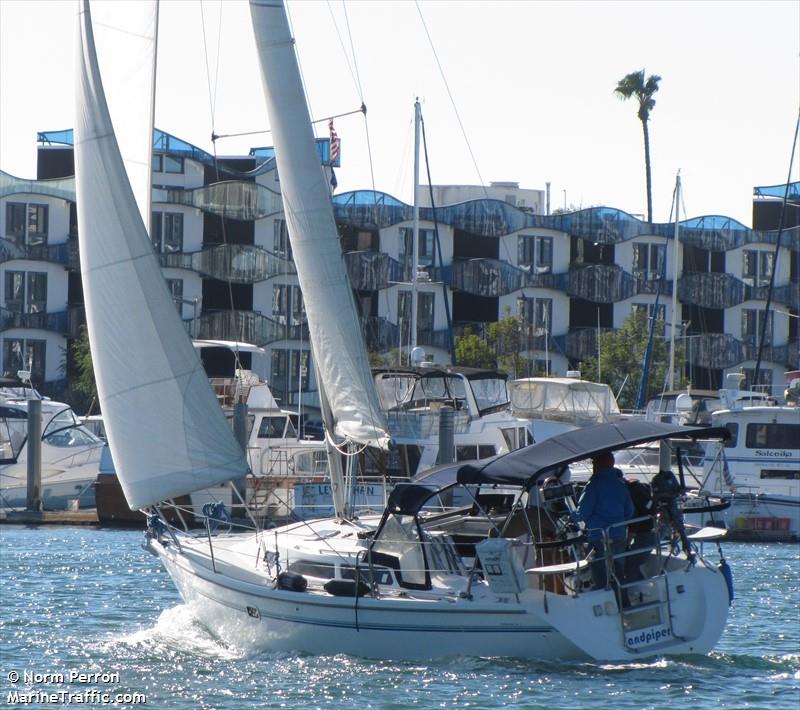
147;531;730;661
687;493;799;541
0;466;97;510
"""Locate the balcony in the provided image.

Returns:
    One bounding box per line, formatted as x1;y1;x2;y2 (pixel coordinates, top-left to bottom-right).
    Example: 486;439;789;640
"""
183;310;306;346
0;308;68;334
159;244;296;283
159;180;283;221
0;238;70;266
566;265;673;304
333;189;800;253
450;259;525;297
345;251;404;291
679;272;799;310
684;333;792;369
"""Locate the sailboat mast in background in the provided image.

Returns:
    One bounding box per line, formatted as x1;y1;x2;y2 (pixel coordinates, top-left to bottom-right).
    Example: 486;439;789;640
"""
668;173;681;390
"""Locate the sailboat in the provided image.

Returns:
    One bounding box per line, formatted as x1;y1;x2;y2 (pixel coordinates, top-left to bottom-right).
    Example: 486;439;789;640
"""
75;0;734;660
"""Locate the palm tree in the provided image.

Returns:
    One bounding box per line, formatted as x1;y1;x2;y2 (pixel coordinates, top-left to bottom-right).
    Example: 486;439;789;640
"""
614;70;661;223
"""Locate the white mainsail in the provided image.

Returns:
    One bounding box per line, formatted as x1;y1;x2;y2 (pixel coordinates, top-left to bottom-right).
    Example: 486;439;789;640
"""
74;0;248;510
249;0;390;449
90;0;158;230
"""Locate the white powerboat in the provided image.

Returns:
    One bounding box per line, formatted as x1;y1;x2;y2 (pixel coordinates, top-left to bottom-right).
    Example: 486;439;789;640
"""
375;365;535;476
691;375;799;541
0;386;104;510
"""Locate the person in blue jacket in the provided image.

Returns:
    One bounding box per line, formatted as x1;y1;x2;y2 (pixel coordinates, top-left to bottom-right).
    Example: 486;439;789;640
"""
574;451;634;590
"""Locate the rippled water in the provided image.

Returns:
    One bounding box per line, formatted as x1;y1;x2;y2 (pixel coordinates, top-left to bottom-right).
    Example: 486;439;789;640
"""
1;527;797;709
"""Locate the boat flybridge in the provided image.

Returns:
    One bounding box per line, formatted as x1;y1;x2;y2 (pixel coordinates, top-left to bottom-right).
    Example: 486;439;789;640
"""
144;420;734;660
374;365;535;477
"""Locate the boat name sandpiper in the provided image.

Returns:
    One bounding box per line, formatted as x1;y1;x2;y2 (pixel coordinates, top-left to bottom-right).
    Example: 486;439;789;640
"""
23;670;120;684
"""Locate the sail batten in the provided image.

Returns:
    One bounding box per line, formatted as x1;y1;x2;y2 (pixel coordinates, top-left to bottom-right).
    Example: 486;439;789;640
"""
74;0;248;510
250;0;390;449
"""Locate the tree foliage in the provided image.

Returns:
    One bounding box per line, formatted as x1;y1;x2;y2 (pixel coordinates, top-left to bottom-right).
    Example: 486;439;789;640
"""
454;315;543;377
614;69;661;223
578;309;685;411
69;326;98;413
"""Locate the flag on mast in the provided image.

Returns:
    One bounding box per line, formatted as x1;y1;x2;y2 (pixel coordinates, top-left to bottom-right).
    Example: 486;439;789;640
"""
329;119;340;164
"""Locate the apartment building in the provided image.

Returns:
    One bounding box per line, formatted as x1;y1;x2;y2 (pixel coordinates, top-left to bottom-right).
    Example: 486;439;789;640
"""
1;130;797;407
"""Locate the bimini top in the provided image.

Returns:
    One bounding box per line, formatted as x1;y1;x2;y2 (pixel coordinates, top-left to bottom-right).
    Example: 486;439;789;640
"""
389;420;728;515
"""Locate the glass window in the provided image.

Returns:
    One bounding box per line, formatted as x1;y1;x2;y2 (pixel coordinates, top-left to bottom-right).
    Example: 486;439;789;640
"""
371;513;428;589
3;271;46;314
2;338;45;382
258;416;287;439
723;422;738;448
400;228;434;271
518;235;552;272
398;291;435;347
519;297;552;337
26;273;46;313
152;154;163;172
165;279;183;313
633;243;664;278
4;271;24;312
5;203;26;242
163;213;183;252
273;218;292;259
760;469;800;480
742;250;773;287
26;204;48;246
478;445;497;459
456;445;478;462
4;203;48;246
745;423;800;449
741;309;772;345
270;348;310;404
150;212;183;253
164;155;183;174
272;285;304;327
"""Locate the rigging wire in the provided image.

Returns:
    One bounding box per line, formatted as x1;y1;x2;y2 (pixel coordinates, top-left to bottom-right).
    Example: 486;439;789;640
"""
752;108;800;387
199;0;246;367
414;0;488;197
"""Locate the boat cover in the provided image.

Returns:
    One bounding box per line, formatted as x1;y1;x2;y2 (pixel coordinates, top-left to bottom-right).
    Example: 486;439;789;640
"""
393;420;728;514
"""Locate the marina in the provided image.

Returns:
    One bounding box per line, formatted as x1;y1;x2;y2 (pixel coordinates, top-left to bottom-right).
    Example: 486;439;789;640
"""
0;525;797;708
1;0;798;704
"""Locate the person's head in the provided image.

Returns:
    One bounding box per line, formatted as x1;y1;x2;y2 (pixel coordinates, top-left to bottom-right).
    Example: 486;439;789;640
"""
592;451;614;473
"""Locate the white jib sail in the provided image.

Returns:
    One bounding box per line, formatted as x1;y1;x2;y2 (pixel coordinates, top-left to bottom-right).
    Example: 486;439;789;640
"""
74;0;248;510
90;0;158;230
249;0;390;449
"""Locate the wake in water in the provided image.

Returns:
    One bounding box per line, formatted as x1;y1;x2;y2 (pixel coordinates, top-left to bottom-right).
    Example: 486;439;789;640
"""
109;604;242;661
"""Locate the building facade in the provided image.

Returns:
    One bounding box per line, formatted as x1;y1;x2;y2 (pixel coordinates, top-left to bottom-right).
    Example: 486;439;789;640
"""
1;130;797;407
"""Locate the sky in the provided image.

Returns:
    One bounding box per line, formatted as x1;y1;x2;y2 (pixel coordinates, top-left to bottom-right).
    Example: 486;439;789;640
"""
1;0;798;227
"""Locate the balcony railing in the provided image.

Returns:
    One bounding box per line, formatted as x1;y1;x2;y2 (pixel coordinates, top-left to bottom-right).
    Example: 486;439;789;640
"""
158;244;296;283
0;238;70;266
183;310;305;346
0;308;69;334
345;251;404;291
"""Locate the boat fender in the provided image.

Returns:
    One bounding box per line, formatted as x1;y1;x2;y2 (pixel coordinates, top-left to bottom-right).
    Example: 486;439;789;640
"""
324;579;370;597
718;558;734;606
277;571;308;593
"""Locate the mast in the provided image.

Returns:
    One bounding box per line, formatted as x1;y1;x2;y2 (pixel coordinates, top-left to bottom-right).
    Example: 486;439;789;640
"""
668;173;681;390
410;99;421;357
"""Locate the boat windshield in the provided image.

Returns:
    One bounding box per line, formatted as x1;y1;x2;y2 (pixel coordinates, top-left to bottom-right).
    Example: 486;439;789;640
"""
42;407;104;447
470;377;509;411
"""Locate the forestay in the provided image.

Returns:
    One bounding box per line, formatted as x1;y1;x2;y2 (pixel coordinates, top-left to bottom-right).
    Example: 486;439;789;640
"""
90;0;158;229
74;0;248;510
249;0;390;449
